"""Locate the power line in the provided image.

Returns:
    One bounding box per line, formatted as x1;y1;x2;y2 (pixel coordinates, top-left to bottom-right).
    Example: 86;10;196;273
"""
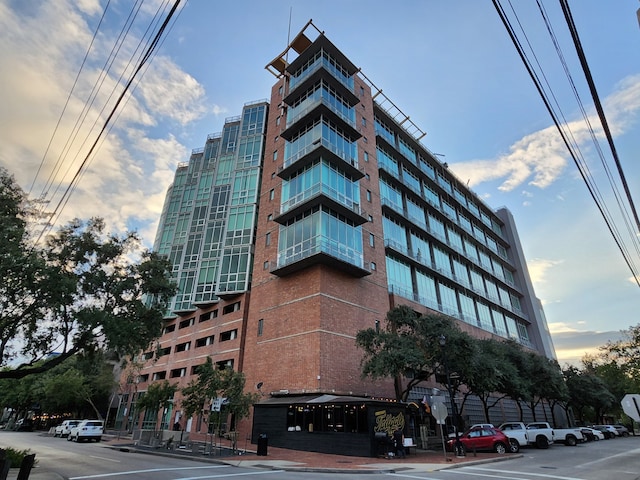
492;0;640;287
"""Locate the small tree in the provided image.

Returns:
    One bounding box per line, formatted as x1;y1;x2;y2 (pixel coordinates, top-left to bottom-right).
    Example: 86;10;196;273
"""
182;358;259;451
136;380;178;439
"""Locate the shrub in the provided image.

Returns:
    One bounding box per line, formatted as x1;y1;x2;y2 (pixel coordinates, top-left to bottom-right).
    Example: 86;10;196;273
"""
1;447;34;468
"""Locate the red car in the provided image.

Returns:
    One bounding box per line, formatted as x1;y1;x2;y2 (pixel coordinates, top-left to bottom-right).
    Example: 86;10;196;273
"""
446;426;514;454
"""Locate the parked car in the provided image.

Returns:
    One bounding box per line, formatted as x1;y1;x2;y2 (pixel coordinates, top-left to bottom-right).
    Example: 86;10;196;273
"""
446;426;515;454
54;419;81;438
68;419;104;442
14;418;33;432
612;424;630;437
581;427;605;441
591;425;617;439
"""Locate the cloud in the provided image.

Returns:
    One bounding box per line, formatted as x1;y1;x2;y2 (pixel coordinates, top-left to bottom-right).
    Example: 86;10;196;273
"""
0;1;204;248
527;258;563;287
449;74;640;191
550;328;624;367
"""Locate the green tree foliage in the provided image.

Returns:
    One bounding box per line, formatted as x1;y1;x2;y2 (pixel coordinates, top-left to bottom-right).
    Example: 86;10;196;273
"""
464;338;520;422
181;358;259;435
355;305;474;401
0;168;176;379
0;352;116;420
136;380;178;433
563;366;615;424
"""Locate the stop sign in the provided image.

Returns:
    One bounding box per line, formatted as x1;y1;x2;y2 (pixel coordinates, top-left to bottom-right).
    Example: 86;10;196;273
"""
621;394;640;422
430;398;449;424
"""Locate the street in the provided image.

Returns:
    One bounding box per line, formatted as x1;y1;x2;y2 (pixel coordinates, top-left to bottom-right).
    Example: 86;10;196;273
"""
1;431;639;479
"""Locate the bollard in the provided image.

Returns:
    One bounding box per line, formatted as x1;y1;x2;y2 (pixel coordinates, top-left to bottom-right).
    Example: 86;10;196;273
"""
16;454;35;480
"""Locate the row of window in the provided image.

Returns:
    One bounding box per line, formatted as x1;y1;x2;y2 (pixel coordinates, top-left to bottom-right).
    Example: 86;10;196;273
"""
139;358;236;383
374;118;503;238
386;255;530;345
142;329;238;362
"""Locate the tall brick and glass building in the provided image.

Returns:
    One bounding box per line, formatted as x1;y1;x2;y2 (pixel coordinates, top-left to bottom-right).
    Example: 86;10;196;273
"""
118;21;556;456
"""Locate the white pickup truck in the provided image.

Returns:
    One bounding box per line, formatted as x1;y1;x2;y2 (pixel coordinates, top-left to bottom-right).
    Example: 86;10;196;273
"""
499;422;553;449
527;422;584;446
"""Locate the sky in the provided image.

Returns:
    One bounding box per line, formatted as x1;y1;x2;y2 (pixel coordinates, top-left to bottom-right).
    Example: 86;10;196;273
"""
1;0;639;367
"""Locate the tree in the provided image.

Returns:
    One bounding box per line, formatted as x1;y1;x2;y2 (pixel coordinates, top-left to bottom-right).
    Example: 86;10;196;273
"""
355;305;473;401
564;366;615;424
464;338;519;423
0;168;176;379
181;358;259;451
136;380;178;435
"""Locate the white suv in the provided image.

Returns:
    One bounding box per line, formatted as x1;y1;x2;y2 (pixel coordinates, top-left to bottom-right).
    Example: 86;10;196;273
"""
68;420;104;442
54;419;81;438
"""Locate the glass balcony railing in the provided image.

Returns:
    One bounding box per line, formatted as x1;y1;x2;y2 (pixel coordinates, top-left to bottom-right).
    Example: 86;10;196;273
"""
281;183;360;216
277;234;364;270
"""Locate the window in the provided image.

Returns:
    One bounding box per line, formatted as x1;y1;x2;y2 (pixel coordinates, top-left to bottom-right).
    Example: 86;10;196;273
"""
152;371;167;381
199;310;217;323
158;346;171;356
370;262;376;270
271;172;275;179
179;317;195;329
175;341;191;352
170;368;186;378
223;302;241;314
220;329;238;341
273;150;278;161
263;261;269;270
366;190;372;202
368;215;373;222
195;335;214;347
365;173;370;180
363;136;368;144
269;189;275;201
191;364;205;375
369;233;375;247
278;85;283;95
267;214;273;221
138;374;149;383
266;232;271;246
257;318;264;336
360;86;365;96
361;117;366;127
143;351;154;360
216;359;234;370
162;324;175;335
364;151;369;162
276;116;281;126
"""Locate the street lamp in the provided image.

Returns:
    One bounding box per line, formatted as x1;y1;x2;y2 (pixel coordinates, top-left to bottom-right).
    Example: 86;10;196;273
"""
439;335;465;457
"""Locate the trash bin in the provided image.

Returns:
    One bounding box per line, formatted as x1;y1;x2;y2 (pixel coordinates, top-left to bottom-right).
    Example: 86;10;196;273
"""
257;433;268;456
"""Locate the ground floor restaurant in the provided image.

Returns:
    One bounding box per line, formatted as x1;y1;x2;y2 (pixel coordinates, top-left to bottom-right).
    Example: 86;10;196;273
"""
251;394;428;457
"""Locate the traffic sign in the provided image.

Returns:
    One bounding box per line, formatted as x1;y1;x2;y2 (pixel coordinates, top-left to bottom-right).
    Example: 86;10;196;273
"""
430;398;448;424
621;393;640;422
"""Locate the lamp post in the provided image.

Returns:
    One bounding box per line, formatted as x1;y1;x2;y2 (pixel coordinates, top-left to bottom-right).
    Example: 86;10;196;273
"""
439;335;465;457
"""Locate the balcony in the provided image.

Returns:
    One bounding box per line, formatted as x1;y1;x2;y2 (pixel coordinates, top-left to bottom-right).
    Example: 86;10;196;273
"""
276;185;367;226
281;97;359;141
271;235;369;278
279;139;363;180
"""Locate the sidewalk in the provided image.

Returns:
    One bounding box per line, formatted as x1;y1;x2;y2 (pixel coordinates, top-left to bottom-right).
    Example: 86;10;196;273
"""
104;435;518;475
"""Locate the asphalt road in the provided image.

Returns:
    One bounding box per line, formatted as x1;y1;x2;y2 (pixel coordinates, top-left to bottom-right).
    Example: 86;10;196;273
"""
1;430;639;480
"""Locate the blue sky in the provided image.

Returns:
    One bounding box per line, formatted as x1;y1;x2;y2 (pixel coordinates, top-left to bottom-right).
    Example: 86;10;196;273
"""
1;0;639;366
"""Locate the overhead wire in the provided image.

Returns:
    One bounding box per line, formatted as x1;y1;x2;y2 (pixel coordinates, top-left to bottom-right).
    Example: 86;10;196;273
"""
52;0;188;231
36;0;183;242
27;0;112;198
491;0;640;287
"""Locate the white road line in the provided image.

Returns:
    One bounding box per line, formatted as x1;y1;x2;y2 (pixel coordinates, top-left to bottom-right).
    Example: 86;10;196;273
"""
177;471;285;480
443;470;530;480
387;473;442;479
461;466;587;480
69;465;228;479
89;455;121;463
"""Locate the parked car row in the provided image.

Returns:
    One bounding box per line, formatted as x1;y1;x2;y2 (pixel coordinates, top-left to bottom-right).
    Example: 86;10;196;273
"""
52;419;104;442
447;422;632;455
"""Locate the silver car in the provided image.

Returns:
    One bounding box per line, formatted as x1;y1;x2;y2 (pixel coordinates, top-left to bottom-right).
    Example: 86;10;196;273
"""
54;419;81;438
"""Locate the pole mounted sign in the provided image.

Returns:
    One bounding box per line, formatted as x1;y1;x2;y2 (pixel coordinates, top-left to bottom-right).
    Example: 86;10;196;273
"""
430;397;448;424
621;393;640;422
